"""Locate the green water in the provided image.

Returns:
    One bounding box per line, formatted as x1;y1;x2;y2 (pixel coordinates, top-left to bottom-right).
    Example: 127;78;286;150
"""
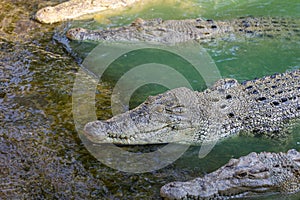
1;0;300;199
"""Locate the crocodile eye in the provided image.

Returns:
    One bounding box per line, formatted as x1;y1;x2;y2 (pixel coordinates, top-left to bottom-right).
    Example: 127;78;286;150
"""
235;171;248;178
195;25;205;29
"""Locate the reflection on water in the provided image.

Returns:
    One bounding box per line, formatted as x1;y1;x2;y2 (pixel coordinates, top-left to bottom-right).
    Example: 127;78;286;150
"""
1;0;299;199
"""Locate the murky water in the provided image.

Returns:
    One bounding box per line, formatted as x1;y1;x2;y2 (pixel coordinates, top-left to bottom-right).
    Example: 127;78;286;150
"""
1;0;299;199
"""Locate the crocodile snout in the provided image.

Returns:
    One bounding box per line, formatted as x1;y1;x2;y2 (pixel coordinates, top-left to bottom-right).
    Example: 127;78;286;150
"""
84;121;109;142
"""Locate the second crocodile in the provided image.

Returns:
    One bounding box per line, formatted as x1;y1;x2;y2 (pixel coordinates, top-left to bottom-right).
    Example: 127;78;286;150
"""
161;149;300;199
66;17;300;43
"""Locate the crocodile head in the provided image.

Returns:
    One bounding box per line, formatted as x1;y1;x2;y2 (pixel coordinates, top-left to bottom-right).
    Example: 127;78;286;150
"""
83;79;247;145
66;18;171;42
84;87;203;144
35;6;60;24
160;149;300;199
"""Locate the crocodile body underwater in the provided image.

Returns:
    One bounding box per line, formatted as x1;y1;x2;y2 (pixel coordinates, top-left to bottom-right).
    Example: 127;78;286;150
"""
66;17;300;43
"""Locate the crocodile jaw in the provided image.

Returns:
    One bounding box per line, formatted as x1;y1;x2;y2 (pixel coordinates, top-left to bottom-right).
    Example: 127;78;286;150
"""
161;152;274;199
160;178;275;200
84;120;197;144
160;175;275;200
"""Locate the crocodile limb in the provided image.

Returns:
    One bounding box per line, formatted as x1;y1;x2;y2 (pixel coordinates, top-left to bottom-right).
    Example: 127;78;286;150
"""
160;149;300;199
35;0;140;24
84;69;300;145
66;17;300;43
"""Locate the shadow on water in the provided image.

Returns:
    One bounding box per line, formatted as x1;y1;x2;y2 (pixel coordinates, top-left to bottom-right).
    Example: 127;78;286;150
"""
1;0;300;199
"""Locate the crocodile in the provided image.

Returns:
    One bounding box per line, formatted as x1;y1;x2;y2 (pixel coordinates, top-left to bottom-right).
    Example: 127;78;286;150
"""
35;0;140;24
160;149;300;199
84;69;300;145
66;17;300;43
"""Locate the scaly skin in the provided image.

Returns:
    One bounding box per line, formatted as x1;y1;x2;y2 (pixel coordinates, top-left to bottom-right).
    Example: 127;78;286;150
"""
66;17;300;43
35;0;139;24
84;70;300;145
160;149;300;199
